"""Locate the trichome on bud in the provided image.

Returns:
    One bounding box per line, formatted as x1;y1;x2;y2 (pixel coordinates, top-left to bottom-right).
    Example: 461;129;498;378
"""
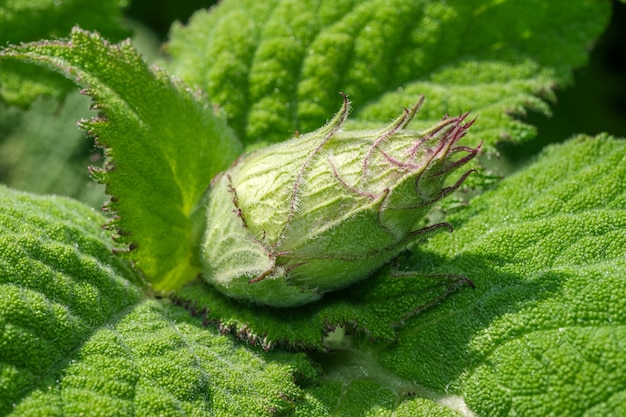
201;95;479;307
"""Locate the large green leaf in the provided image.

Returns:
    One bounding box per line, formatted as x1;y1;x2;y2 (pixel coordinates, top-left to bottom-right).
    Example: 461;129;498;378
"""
167;0;610;149
8;300;315;417
364;134;625;416
0;27;244;290
0;186;141;414
0;0;128;105
0;187;316;416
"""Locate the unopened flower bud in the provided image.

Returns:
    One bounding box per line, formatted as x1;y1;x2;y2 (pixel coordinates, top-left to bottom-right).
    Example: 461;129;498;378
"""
201;95;479;307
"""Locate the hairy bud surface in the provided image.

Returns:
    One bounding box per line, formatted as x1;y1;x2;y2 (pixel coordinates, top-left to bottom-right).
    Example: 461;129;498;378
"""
201;96;479;306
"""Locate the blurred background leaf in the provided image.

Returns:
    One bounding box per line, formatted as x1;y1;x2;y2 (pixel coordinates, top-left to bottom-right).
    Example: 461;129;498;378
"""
0;91;105;207
0;0;130;105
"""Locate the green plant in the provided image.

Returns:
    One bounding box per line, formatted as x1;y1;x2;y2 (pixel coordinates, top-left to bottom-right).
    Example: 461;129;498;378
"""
1;1;624;416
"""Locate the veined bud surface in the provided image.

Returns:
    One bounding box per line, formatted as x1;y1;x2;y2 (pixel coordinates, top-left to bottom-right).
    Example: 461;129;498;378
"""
201;96;479;307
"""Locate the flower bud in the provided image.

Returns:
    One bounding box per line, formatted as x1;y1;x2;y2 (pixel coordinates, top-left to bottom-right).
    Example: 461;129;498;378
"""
201;95;479;307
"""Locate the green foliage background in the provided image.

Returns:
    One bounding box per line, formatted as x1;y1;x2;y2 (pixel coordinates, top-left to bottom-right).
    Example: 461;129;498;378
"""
1;1;625;416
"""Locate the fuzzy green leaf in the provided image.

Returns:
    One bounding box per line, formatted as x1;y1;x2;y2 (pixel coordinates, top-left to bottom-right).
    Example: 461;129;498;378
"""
0;186;142;414
0;27;244;290
167;0;610;149
8;300;316;417
0;0;129;105
0;187;318;416
370;134;626;416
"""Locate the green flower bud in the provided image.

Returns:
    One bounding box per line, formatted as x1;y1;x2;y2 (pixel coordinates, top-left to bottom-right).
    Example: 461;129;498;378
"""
201;95;479;307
